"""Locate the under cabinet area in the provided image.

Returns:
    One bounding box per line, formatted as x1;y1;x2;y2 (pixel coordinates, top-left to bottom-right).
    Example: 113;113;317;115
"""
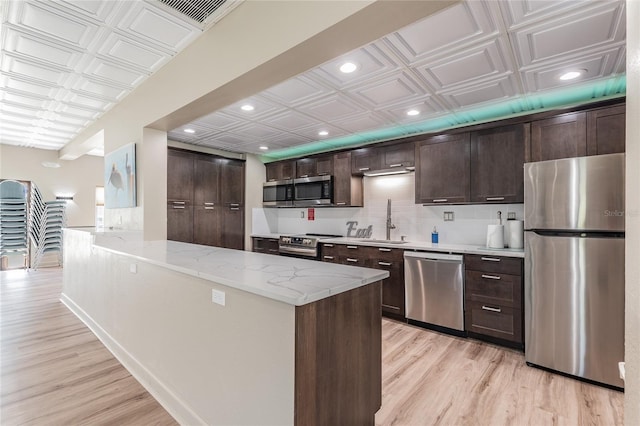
320;243;405;318
464;254;524;349
167;148;245;250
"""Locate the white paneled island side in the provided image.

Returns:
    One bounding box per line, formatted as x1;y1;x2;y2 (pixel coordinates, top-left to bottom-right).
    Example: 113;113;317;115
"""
62;228;388;425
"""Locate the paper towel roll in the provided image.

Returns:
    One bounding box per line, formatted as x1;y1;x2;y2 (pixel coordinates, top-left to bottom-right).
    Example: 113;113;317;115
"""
486;224;504;249
507;220;524;249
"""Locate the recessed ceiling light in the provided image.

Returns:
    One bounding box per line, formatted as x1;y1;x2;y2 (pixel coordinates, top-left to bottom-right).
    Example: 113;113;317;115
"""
259;146;269;150
318;130;329;136
241;104;254;111
559;70;584;81
339;62;357;74
406;109;420;116
184;128;195;134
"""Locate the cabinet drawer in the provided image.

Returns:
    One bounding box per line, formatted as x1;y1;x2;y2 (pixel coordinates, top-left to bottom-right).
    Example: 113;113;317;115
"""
373;246;404;262
465;271;521;308
320;243;340;261
465;301;522;344
464;254;522;275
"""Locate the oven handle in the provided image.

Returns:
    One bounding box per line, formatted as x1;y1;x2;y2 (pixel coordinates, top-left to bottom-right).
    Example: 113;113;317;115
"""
278;246;318;257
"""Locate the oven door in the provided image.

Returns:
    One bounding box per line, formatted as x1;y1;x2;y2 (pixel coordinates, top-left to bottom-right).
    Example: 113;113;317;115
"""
293;175;333;206
263;180;293;207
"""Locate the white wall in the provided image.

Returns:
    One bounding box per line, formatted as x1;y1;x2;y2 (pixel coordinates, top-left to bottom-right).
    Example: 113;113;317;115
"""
625;0;639;423
0;145;103;227
253;173;524;247
245;154;266;249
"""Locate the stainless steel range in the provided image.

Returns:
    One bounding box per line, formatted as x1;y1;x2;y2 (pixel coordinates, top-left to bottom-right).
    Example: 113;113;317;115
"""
278;233;341;259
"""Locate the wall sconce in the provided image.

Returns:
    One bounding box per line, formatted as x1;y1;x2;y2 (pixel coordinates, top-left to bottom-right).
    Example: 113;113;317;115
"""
56;195;74;201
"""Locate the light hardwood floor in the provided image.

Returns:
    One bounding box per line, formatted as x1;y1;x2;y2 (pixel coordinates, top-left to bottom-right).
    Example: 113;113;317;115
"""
1;268;624;425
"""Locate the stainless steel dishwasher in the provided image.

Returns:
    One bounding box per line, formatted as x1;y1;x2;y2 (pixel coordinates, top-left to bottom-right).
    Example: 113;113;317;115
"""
404;251;464;333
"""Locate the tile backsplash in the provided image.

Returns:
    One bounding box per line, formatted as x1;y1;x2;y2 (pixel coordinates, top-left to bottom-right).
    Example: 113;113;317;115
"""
252;173;524;246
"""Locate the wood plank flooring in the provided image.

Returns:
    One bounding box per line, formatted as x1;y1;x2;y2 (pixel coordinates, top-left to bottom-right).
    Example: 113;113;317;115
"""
1;268;624;425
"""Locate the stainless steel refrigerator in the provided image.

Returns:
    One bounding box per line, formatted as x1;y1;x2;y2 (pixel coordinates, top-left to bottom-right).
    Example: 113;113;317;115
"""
524;153;625;389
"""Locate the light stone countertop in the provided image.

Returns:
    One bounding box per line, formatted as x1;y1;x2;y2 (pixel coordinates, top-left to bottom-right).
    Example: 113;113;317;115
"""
250;233;524;258
66;228;388;306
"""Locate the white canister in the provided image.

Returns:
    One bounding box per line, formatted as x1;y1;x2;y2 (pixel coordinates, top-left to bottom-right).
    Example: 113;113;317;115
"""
486;224;505;248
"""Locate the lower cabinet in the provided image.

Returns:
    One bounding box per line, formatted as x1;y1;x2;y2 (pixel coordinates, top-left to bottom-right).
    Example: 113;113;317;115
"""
320;243;405;318
251;237;279;255
464;254;524;349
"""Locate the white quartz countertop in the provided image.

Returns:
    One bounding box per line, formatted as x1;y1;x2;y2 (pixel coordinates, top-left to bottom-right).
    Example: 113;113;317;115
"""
66;228;388;306
320;237;525;258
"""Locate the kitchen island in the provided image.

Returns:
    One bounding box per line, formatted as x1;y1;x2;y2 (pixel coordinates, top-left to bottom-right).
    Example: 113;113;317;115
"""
61;228;388;425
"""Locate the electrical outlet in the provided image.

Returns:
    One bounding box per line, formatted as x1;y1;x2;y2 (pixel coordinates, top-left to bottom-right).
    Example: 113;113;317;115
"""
300;211;305;219
211;289;226;306
507;211;516;220
444;211;454;221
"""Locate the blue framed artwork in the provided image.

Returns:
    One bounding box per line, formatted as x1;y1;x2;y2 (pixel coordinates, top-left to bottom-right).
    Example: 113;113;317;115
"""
104;143;136;208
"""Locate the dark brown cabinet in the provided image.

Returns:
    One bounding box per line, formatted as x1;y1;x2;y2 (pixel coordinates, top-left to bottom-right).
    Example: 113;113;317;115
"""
415;133;470;204
295;154;333;178
470;124;525;203
320;243;404;318
379;142;415;170
167;149;245;250
530;112;587;162
251;237;279;255
587;105;626;155
333;151;363;207
464;254;524;349
265;160;294;181
351;147;381;174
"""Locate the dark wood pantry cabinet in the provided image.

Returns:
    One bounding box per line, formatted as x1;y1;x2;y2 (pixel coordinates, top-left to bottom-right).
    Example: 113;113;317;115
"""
333;151;363;207
167;148;245;250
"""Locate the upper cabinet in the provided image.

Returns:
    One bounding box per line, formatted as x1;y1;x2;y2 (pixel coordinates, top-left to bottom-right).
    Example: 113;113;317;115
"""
587;105;626;155
530;112;587;162
415;133;471;205
379;142;415;170
470;124;526;204
265;160;294;181
333;151;363;207
351;147;381;174
295;154;333;178
529;104;625;162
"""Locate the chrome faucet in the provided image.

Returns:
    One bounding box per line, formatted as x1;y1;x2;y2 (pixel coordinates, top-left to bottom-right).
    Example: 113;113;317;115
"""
386;199;396;240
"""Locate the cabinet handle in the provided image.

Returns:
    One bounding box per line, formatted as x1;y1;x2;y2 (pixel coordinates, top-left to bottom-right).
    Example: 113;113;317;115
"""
268;249;279;253
482;305;502;313
229;203;240;207
389;163;403;168
204;207;214;210
204;202;214;206
359;167;370;171
481;274;501;280
324;244;334;247
172;206;185;209
323;256;334;260
268;179;277;182
230;207;240;211
336;202;346;206
346;245;358;249
299;174;309;178
486;197;505;201
378;248;392;252
317;172;329;176
433;199;448;203
346;258;358;263
172;201;186;205
283;176;292;180
481;257;501;262
378;261;392;266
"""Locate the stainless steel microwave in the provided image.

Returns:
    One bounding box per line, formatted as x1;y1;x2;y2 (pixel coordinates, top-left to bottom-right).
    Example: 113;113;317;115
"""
262;179;293;207
293;175;333;206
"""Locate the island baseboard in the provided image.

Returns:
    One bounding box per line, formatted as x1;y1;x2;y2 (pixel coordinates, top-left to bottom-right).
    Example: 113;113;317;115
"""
60;293;205;425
